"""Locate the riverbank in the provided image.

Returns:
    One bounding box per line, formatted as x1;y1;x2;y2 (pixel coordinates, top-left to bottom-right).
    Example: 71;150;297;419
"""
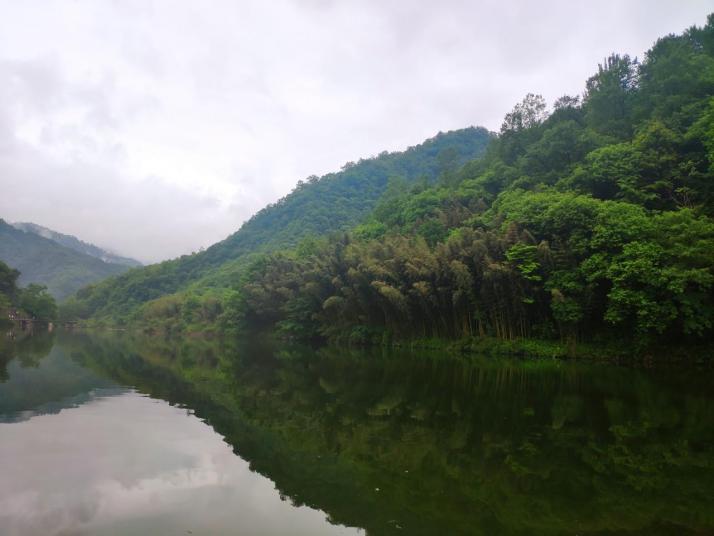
316;324;714;362
64;317;714;364
384;335;714;364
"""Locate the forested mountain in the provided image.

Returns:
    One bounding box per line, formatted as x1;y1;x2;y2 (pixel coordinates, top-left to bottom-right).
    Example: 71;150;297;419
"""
12;222;141;267
219;16;714;352
0;220;130;300
67;15;714;354
61;127;492;320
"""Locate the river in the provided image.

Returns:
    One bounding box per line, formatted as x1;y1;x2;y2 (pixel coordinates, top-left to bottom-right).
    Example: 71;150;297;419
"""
0;331;712;535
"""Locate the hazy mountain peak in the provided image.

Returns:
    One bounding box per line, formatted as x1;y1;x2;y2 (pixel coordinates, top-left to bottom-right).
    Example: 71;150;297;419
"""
12;222;142;268
0;220;134;300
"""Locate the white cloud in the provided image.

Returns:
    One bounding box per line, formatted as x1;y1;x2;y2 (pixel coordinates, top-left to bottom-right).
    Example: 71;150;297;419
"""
0;0;710;262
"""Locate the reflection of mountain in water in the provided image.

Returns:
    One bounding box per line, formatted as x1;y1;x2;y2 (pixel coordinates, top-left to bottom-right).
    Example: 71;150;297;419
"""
63;332;714;536
0;339;125;422
1;387;129;423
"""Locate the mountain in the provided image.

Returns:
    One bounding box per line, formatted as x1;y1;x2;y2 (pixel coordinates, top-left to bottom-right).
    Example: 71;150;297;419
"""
65;14;714;351
221;15;714;351
62;126;493;321
0;220;132;300
12;222;141;267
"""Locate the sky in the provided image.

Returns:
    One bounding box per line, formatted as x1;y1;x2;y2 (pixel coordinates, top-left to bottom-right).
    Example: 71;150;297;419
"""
0;1;710;264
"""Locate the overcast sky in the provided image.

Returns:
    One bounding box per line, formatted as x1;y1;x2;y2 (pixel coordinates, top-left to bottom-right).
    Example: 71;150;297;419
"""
0;1;710;263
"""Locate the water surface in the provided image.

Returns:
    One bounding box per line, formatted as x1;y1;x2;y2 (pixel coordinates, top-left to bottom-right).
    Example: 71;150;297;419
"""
0;334;359;535
0;332;713;535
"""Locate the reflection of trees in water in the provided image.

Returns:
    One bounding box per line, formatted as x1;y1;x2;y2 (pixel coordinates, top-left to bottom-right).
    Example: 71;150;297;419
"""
67;333;714;535
0;331;55;381
0;347;9;382
0;332;125;423
17;332;56;368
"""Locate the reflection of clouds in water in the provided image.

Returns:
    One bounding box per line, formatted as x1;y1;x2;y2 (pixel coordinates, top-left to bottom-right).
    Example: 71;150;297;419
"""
0;473;102;535
0;393;361;536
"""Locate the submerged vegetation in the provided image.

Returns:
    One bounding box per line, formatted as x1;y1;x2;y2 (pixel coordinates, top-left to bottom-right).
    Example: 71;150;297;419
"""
63;16;714;356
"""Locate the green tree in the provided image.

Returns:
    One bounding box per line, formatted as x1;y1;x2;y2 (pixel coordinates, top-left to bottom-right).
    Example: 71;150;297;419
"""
19;284;58;322
584;54;639;138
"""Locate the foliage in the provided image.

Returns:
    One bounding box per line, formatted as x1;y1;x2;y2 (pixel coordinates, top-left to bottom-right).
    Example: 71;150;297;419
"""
17;284;58;321
0;260;20;302
0;259;58;322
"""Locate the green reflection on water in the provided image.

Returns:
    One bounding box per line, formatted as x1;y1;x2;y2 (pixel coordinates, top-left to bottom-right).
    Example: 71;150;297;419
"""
0;332;124;421
6;332;714;535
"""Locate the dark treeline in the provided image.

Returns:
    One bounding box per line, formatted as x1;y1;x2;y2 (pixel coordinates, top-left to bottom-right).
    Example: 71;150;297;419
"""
229;16;714;351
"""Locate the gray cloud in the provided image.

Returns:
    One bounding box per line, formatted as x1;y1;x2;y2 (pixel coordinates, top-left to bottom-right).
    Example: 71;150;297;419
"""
0;0;710;262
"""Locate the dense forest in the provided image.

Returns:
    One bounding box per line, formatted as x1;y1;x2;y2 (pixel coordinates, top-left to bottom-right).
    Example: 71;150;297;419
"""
220;16;714;353
65;16;714;354
0;220;131;300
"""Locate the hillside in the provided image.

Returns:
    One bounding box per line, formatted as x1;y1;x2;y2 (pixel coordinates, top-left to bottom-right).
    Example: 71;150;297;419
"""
68;15;714;353
62;127;492;320
0;220;131;300
222;16;714;352
12;222;141;267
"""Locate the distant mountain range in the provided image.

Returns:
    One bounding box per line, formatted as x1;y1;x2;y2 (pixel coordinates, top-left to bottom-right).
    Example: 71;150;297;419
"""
0;220;140;300
12;222;141;267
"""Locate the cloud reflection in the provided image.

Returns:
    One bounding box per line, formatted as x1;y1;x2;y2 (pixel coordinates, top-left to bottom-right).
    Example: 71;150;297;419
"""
0;393;361;536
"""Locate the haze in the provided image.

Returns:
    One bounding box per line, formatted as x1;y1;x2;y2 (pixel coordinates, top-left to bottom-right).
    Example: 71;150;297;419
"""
0;0;709;263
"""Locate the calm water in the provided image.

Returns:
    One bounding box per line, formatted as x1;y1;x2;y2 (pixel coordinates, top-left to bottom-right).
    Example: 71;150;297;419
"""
0;332;713;535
